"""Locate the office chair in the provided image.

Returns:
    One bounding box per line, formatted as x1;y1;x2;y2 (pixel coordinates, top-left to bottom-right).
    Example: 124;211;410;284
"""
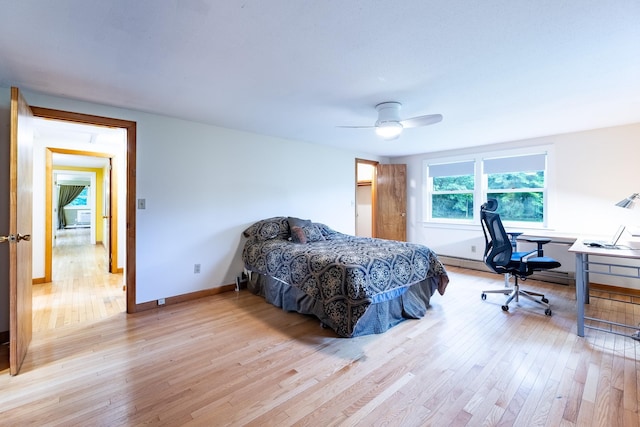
480;199;561;315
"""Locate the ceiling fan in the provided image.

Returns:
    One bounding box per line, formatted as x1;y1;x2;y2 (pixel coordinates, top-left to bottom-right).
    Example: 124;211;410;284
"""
339;102;443;140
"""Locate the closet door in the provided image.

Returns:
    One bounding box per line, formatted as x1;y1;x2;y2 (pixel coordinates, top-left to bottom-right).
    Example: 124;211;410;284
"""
375;164;406;241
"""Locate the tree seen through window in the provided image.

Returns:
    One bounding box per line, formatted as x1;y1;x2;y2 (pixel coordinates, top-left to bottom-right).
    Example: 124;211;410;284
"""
68;187;88;206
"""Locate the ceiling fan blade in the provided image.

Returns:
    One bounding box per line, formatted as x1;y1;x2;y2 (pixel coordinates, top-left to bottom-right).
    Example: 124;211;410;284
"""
401;114;443;128
336;125;375;129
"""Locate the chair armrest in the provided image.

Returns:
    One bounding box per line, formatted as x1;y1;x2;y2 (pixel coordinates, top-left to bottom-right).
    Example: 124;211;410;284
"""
521;237;551;256
506;232;523;251
516;250;539;274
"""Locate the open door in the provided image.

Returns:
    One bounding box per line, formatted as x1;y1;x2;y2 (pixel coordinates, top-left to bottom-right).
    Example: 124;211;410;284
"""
4;87;34;375
375;164;407;241
105;158;114;273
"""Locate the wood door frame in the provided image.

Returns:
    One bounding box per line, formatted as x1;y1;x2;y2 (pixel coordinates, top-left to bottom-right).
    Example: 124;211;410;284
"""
45;149;116;282
30;106;138;313
355;158;379;237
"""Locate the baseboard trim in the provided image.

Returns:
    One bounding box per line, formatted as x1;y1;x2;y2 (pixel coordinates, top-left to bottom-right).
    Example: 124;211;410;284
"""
440;255;574;286
589;283;640;297
33;270;123;284
134;283;237;312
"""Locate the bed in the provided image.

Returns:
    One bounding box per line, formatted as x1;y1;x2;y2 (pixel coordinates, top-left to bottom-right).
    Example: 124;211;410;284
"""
242;216;449;337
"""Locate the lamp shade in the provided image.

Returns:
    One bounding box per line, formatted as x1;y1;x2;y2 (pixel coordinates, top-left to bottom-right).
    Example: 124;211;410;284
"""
615;193;640;209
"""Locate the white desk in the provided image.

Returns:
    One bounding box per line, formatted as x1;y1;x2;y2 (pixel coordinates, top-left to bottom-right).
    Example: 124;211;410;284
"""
568;241;640;339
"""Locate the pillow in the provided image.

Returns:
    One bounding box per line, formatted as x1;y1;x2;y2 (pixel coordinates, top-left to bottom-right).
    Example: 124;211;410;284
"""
290;225;308;244
287;217;325;244
242;217;290;241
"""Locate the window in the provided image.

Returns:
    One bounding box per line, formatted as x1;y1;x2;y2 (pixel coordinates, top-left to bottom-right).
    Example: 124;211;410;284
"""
484;154;546;223
68;187;88;207
425;149;549;226
428;161;475;220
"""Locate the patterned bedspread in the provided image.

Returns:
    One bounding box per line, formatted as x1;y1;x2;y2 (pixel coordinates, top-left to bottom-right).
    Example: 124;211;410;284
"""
242;218;449;337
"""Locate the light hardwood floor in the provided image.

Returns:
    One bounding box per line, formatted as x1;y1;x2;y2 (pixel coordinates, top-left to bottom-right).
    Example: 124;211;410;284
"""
0;228;124;370
35;228;125;332
0;243;638;426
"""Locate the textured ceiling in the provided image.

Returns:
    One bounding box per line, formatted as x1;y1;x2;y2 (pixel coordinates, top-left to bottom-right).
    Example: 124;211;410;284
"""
2;0;639;157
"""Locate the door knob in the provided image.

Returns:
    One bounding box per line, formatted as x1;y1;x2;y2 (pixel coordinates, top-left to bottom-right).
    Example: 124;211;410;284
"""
0;234;30;243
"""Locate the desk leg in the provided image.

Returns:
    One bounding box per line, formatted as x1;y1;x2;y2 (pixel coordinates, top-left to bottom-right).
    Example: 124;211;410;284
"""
575;253;585;337
584;254;589;304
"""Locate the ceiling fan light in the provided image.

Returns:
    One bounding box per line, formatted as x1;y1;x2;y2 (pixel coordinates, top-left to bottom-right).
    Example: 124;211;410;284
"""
375;121;403;140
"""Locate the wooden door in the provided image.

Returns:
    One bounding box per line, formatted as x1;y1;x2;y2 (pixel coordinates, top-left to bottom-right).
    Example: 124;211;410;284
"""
105;159;114;272
8;87;34;375
375;164;407;241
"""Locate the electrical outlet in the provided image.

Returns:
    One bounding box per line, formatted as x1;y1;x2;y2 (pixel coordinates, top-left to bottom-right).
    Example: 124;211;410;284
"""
194;264;201;274
158;298;165;305
471;245;476;253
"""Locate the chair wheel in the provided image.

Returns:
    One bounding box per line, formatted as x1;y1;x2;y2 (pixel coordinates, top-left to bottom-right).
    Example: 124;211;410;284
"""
545;309;552;316
541;297;549;304
502;305;509;312
481;293;487;300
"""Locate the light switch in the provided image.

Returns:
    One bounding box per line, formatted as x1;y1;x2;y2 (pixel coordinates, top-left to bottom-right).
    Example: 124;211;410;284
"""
137;199;146;209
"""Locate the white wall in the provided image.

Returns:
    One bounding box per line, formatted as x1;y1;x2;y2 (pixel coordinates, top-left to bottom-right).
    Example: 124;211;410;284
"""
0;87;386;331
395;123;640;288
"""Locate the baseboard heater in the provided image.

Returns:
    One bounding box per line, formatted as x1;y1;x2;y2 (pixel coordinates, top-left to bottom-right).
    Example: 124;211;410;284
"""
439;255;574;286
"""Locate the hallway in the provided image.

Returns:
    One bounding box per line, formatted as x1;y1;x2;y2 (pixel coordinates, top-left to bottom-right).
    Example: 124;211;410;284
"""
32;228;125;332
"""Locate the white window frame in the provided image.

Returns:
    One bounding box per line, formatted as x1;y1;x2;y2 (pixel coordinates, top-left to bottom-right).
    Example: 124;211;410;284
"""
425;159;476;225
482;152;548;228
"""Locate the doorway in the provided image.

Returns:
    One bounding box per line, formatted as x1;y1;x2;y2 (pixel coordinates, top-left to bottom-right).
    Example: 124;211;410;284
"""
29;106;137;316
44;149;118;281
355;159;408;241
5;90;137;375
35;126;125;331
34;147;124;332
355;159;378;237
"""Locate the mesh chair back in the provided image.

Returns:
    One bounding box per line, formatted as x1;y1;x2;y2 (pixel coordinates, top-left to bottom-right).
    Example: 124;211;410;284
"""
481;205;513;273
